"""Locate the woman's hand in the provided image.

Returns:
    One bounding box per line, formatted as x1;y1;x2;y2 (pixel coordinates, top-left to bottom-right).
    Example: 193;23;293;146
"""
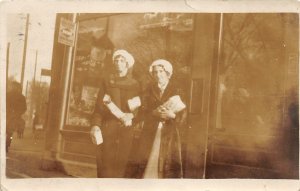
152;107;176;120
160;109;176;119
120;113;134;127
152;109;162;118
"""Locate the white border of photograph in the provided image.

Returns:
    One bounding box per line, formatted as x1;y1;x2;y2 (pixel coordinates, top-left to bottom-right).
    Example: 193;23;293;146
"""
0;1;299;191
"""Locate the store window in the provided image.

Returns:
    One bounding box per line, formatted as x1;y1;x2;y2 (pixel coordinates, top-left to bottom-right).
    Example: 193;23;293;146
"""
216;14;294;133
66;13;194;127
66;17;109;126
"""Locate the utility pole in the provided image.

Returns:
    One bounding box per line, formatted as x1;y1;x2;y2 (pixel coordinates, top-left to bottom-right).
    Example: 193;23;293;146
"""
25;80;29;97
33;50;38;89
20;14;30;91
29;50;38;128
32;50;38;111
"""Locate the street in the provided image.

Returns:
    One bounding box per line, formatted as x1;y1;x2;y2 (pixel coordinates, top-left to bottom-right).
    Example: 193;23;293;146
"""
5;126;72;178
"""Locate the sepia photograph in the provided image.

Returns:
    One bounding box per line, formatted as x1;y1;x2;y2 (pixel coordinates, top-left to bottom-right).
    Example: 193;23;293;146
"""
0;1;299;191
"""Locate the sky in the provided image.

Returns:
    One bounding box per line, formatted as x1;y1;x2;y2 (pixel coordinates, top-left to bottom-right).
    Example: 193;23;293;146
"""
7;13;56;91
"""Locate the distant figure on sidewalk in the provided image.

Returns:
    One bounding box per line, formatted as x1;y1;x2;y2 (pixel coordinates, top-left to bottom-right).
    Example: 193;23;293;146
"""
32;111;43;139
17;118;25;139
32;111;39;133
6;81;27;152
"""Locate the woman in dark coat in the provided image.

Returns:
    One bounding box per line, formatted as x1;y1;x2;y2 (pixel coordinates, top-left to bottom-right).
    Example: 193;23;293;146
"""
6;81;27;152
136;59;186;178
90;49;141;178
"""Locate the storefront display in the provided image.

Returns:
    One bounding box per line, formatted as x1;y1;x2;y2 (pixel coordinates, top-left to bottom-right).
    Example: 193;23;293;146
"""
65;13;194;127
66;17;109;126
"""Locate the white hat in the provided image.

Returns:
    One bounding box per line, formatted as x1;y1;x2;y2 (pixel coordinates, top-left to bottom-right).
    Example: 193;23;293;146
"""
149;59;173;77
112;49;135;68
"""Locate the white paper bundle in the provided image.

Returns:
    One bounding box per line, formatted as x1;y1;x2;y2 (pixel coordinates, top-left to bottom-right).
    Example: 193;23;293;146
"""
161;95;186;113
128;96;141;111
103;94;125;119
90;126;103;145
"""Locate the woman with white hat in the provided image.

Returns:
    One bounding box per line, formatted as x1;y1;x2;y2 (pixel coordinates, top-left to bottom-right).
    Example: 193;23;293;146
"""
90;49;141;178
133;59;186;178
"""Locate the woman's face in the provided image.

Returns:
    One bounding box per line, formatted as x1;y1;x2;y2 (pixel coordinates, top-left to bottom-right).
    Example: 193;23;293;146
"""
90;46;107;62
113;55;128;75
152;65;169;84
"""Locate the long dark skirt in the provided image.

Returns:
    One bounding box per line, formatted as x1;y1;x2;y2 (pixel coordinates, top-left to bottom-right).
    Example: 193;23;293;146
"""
96;120;134;178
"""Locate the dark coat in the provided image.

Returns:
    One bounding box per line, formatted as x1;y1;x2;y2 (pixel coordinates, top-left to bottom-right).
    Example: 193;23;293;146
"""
6;90;27;134
91;73;141;178
6;89;27;152
134;81;186;178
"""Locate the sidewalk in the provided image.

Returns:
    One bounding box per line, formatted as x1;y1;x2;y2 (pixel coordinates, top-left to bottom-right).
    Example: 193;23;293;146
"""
6;126;72;178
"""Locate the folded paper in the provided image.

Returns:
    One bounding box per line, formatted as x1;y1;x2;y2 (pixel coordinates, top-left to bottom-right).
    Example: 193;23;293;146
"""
103;94;125;119
160;95;186;113
128;96;141;111
90;126;103;145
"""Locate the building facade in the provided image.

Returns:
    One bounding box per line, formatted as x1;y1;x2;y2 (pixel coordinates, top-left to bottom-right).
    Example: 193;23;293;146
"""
41;13;299;178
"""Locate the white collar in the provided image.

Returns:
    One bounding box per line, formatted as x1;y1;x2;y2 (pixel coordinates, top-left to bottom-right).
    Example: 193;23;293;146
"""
158;80;169;92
